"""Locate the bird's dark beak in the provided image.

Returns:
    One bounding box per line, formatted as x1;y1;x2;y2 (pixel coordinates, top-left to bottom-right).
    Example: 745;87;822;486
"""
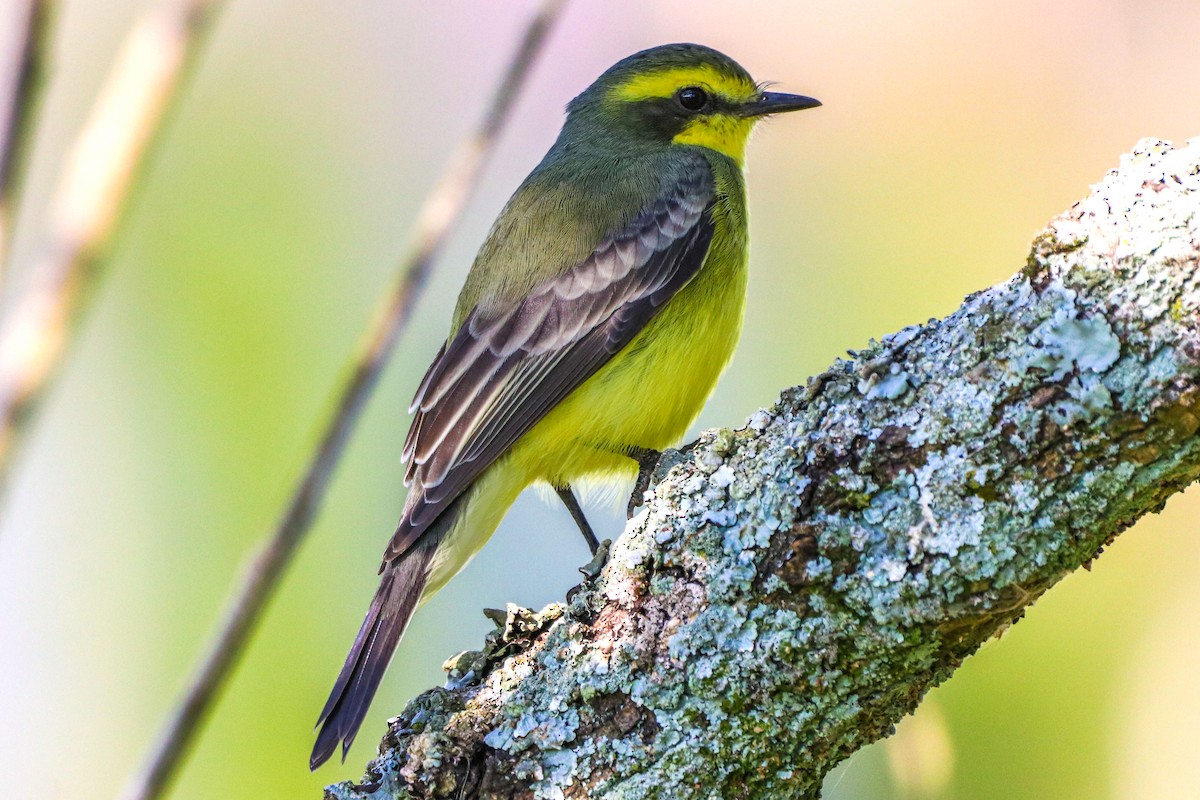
739;91;822;117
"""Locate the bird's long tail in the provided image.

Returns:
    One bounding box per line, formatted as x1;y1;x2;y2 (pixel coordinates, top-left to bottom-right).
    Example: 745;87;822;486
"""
309;528;441;770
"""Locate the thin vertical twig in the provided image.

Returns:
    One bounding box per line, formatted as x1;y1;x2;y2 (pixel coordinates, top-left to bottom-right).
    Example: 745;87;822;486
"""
0;0;223;491
118;3;567;799
0;0;54;289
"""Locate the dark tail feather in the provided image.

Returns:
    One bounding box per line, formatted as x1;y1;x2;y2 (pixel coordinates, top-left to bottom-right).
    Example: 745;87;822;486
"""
310;535;438;770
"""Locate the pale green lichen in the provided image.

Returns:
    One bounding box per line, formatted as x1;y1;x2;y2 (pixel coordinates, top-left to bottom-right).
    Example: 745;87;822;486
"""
859;362;911;400
1024;309;1122;379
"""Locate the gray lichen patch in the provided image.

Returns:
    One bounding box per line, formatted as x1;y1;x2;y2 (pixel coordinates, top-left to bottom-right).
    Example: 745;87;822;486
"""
1024;312;1121;380
327;138;1200;800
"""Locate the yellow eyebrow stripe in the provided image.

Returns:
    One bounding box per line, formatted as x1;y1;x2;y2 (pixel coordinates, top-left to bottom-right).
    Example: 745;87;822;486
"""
610;64;757;103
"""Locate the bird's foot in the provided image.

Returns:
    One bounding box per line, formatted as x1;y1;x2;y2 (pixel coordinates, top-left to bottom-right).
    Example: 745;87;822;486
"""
626;446;662;517
577;538;611;581
566;538;611;608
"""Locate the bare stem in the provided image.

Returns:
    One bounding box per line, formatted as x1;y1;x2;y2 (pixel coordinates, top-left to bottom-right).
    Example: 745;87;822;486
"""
0;0;222;492
117;3;568;800
0;0;54;290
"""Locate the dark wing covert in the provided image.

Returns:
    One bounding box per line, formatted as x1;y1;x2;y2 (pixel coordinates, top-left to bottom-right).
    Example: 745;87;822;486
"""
386;160;717;564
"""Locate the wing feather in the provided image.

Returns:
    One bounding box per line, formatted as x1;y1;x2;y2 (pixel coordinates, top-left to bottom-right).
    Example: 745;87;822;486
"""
385;157;717;564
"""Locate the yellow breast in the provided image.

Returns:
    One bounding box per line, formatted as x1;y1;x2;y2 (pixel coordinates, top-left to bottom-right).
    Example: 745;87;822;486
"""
513;158;749;486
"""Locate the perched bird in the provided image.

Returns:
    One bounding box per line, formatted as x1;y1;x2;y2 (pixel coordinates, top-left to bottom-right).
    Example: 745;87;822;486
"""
311;42;819;769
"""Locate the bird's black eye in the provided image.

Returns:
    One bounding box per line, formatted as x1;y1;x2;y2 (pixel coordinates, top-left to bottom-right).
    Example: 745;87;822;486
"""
677;86;709;112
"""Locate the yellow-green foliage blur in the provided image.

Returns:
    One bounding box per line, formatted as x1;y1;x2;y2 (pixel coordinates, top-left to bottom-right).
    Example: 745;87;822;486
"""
2;1;1199;798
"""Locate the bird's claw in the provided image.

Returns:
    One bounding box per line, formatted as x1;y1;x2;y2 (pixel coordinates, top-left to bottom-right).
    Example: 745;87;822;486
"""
566;538;611;605
626;446;662;517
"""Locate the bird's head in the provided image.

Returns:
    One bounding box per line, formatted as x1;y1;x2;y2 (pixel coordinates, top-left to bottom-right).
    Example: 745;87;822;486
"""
564;43;820;166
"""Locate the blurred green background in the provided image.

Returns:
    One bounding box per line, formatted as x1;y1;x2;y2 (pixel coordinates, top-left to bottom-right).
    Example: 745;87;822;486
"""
1;1;1199;797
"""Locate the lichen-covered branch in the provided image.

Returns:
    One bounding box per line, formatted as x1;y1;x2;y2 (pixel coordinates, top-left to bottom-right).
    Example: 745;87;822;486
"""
326;138;1200;800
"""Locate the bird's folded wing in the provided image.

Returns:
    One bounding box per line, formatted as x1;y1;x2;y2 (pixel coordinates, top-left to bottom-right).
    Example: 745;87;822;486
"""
385;162;717;564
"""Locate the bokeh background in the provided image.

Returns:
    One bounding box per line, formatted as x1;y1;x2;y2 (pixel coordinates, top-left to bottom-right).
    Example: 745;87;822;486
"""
1;1;1199;797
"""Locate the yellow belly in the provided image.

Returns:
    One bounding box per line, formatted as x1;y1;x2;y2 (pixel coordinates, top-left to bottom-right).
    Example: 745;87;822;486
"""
511;202;748;486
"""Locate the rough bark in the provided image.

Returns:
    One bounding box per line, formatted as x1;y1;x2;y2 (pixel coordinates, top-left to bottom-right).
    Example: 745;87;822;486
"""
324;138;1200;800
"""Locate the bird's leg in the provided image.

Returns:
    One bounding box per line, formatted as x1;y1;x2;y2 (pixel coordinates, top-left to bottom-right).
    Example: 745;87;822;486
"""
555;484;600;555
626;446;662;517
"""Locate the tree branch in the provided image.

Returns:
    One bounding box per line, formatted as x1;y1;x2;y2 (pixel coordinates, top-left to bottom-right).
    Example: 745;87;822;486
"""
0;0;54;282
0;0;222;492
325;137;1200;800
